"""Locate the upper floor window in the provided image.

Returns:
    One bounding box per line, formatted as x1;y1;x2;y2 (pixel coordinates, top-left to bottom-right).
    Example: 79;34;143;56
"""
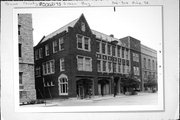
102;61;107;72
39;48;42;59
144;58;146;69
133;53;139;62
133;66;140;75
53;40;58;53
19;43;22;57
117;46;121;57
45;44;50;56
96;41;100;53
126;49;129;59
19;72;23;84
152;60;155;70
108;62;112;73
77;55;92;71
118;63;121;73
107;44;111;55
35;48;43;60
84;37;90;50
148;59;151;70
97;60;101;72
60;58;65;71
35;66;41;77
112;46;116;56
18;25;21;35
77;34;91;51
102;42;106;54
42;60;55;75
113;63;117;73
59;37;64;51
122;47;124;58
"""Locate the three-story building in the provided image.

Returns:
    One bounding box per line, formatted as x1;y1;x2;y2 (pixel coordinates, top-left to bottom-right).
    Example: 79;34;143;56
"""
34;14;157;99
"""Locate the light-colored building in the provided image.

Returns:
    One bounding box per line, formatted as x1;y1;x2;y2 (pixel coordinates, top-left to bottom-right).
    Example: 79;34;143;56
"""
18;14;36;103
141;44;157;91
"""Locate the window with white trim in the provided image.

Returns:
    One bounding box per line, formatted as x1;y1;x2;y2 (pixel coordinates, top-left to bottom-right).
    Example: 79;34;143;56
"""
107;44;111;55
102;42;106;54
133;53;139;62
59;37;64;50
102;61;107;72
39;48;43;59
97;41;100;53
85;57;91;71
113;62;117;73
117;46;121;57
133;66;140;75
108;62;112;73
42;60;55;75
77;56;92;71
60;58;65;71
112;46;116;56
118;64;121;73
84;37;90;50
53;40;58;53
45;44;49;56
97;60;101;72
77;34;91;51
58;75;68;95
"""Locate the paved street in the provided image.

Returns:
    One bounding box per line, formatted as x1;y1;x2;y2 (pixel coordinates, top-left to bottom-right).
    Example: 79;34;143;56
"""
21;92;158;107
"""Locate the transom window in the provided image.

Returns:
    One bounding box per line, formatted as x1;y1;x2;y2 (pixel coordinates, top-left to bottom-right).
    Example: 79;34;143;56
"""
77;34;91;51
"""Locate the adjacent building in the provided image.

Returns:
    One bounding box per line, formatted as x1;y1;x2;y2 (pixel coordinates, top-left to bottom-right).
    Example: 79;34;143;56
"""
34;14;157;99
18;14;36;103
141;45;158;91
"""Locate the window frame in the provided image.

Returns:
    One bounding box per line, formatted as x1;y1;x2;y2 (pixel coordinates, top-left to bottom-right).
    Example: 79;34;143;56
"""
76;55;92;72
42;60;55;75
59;37;64;51
60;58;65;71
45;44;50;56
58;75;68;95
76;34;91;52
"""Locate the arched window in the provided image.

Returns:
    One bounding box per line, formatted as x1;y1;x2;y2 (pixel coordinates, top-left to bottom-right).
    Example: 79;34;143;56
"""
58;74;68;95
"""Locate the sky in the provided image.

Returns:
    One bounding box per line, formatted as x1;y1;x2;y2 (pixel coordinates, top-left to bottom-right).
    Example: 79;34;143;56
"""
20;7;162;51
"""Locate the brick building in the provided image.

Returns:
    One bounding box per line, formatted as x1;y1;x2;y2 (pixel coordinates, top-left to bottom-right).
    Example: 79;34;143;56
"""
141;45;158;91
18;14;36;103
120;36;142;90
34;14;157;99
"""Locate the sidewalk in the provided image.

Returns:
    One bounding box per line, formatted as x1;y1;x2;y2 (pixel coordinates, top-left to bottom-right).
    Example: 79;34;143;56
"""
21;92;155;107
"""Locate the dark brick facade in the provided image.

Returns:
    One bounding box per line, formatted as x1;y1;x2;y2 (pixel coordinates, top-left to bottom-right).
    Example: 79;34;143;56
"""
34;14;157;99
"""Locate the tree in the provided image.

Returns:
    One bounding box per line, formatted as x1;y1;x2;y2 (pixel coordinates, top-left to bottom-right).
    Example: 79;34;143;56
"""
144;75;157;92
121;74;140;95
